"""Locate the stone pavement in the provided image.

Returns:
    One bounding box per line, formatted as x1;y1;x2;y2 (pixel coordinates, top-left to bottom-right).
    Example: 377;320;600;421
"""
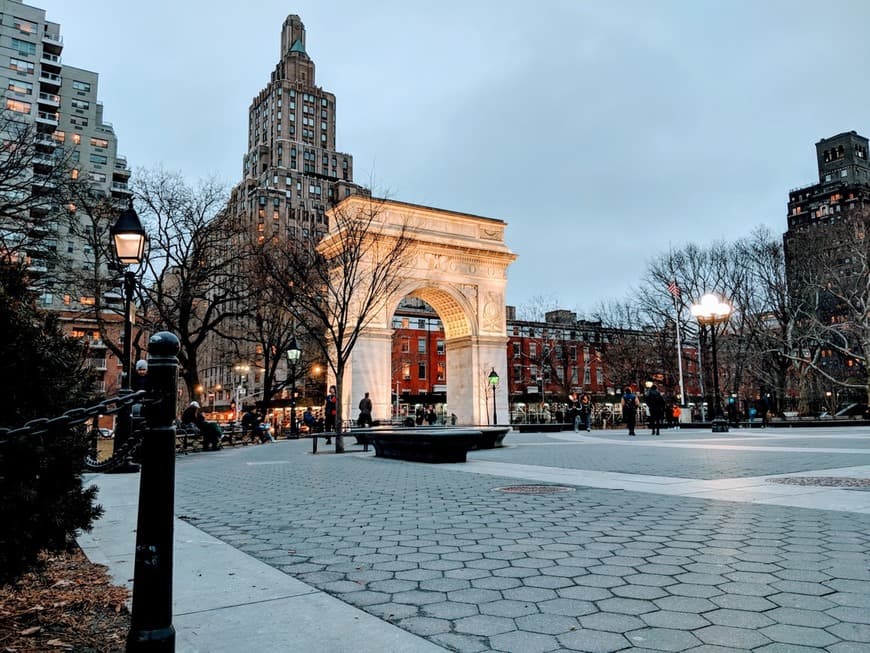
80;427;870;652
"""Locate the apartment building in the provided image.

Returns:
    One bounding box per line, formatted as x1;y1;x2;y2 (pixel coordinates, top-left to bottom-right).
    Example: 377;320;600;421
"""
1;0;131;396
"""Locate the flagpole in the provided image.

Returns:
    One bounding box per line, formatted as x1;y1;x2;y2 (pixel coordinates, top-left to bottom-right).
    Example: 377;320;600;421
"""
668;281;687;406
674;296;686;406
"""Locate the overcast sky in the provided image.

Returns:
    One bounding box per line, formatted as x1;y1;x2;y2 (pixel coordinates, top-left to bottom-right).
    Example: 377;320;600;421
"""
41;0;870;315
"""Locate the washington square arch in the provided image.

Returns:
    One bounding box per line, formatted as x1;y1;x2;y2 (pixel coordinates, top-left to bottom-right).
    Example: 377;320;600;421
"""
324;195;517;426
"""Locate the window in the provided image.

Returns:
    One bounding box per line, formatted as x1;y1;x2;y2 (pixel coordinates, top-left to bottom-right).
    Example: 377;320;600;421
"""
513;342;521;358
437;362;445;381
88;171;106;182
9;57;34;73
529;343;537;358
89;153;107;165
417;362;426;380
13;17;38;34
5;99;30;113
401;337;410;353
436;340;445;355
70;116;89;127
513;365;522;382
11;38;36;56
72;133;80;144
418;337;426;353
70;168;79;180
402;363;411;380
72;80;91;92
7;79;32;95
90;137;108;148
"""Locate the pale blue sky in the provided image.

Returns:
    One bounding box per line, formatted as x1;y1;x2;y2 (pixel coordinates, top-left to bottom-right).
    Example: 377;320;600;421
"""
41;0;870;313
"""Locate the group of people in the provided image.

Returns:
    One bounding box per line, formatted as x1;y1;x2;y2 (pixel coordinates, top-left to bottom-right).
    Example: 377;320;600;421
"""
567;392;593;433
621;384;673;436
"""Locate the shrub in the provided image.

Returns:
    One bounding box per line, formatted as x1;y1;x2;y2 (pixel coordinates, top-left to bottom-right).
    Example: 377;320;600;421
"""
0;263;103;583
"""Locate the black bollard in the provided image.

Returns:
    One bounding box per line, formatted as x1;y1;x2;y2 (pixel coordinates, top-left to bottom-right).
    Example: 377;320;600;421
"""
127;332;179;652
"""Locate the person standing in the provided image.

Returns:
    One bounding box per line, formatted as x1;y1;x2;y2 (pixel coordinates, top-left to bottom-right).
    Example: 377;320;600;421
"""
645;384;666;436
324;385;337;444
358;392;373;427
622;386;639;436
567;392;580;432
579;393;593;432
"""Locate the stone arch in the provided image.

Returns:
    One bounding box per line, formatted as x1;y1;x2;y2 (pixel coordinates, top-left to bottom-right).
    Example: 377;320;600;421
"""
334;196;517;426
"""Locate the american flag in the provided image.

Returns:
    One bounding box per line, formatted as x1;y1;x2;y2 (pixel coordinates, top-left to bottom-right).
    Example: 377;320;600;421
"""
667;280;681;298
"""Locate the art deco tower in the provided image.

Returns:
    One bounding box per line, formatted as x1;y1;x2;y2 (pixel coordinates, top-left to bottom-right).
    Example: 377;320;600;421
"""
228;15;359;246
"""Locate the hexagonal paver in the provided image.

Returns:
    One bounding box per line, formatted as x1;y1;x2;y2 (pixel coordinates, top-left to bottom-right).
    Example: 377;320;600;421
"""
557;628;630;652
597;597;657;615
768;593;836;610
490;630;559;653
641;610;710;630
448;588;502;604
504;586;558;602
431;632;489;653
759;624;839;648
397;616;451;636
624;627;701;652
704;608;775;629
580;612;646;633
539;597;597;616
454;615;516;636
695;625;772;649
516;613;581;635
480;599;538;618
390;589;446;605
422;600;479;620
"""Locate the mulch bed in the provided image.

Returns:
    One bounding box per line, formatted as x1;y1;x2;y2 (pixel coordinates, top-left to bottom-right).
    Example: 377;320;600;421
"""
0;547;130;652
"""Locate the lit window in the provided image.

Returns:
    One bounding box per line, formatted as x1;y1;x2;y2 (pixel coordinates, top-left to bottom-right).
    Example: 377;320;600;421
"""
402;363;411;380
5;99;30;113
80;297;95;306
72;133;81;144
71;168;79;180
7;79;32;95
90;137;109;148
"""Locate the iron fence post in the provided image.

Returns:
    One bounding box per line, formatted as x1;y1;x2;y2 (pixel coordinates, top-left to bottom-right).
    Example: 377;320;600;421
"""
127;332;179;652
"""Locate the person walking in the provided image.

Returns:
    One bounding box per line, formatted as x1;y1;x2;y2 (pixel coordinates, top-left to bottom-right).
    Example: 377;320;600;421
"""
358;392;373;427
241;406;259;444
622;386;639;436
645;384;666;436
579;393;593;432
324;385;337;444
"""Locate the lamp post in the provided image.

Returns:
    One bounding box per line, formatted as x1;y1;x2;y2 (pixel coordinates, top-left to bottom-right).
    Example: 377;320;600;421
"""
233;364;249;421
488;368;500;425
286;336;301;437
109;199;146;472
690;293;731;433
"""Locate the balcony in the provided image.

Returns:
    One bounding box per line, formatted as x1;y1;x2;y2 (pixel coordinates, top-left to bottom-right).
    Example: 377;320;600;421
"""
38;72;61;89
111;181;132;196
41;52;61;66
32;174;56;189
33;154;54;171
36;110;58;126
88;357;108;371
42;31;63;52
38;91;60;107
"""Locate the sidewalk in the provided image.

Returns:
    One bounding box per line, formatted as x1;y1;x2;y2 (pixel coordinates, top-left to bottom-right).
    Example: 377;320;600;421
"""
79;429;870;652
78;472;447;653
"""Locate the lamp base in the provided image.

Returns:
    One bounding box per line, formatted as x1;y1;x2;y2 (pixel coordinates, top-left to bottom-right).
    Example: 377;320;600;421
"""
711;417;729;433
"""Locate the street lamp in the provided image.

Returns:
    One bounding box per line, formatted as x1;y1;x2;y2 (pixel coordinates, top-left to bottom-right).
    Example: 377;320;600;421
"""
690;293;731;432
109;199;146;472
286;336;301;437
488;368;500;425
233;364;249;421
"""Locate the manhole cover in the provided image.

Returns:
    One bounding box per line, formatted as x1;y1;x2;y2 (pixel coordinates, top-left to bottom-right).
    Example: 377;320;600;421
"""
494;484;575;494
767;477;870;489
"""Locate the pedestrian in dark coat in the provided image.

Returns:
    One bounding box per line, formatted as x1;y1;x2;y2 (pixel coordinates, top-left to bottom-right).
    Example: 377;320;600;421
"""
645;384;666;436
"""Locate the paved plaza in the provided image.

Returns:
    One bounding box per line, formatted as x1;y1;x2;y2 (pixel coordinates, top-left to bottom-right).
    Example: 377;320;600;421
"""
81;427;870;652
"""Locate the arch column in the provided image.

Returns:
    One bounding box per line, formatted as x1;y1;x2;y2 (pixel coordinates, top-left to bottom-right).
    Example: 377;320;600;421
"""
447;334;508;425
346;327;393;423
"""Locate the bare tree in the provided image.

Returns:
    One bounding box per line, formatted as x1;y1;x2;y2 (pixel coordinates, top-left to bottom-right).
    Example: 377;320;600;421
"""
132;168;246;399
257;196;414;452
